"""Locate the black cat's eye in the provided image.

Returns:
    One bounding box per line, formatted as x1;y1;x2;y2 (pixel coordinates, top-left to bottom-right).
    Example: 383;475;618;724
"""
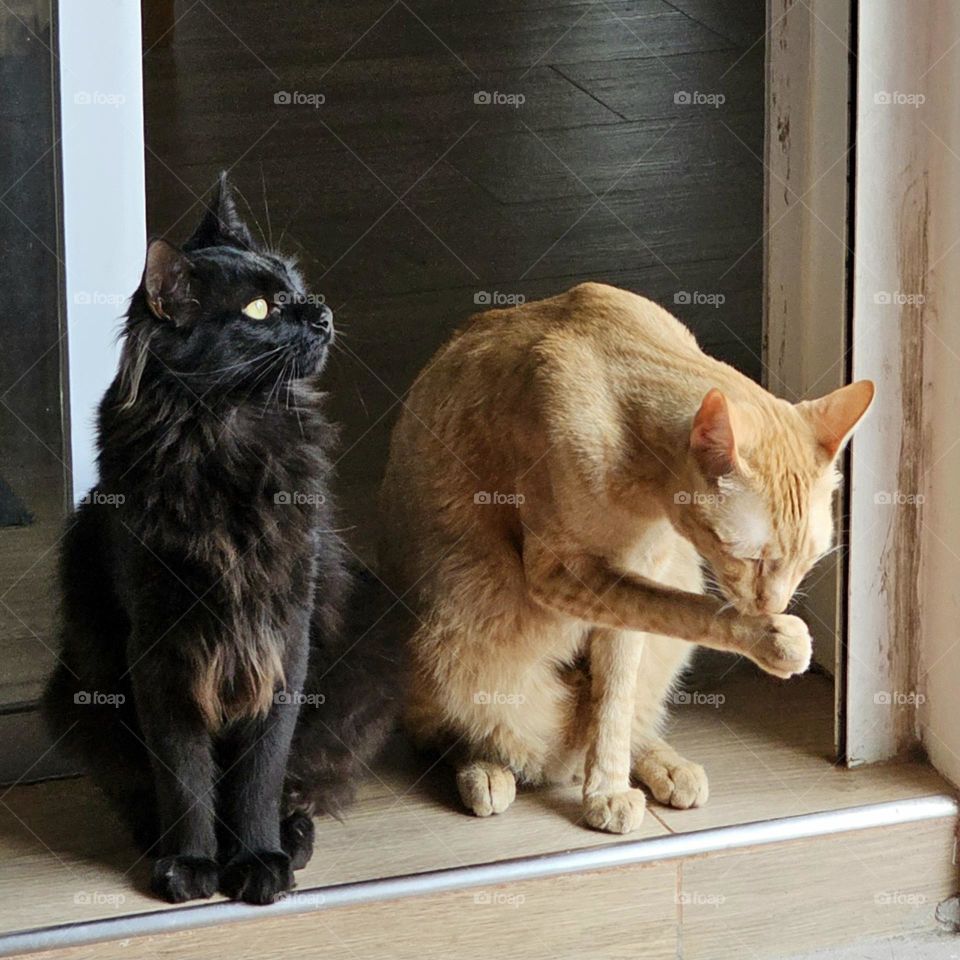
241;297;270;320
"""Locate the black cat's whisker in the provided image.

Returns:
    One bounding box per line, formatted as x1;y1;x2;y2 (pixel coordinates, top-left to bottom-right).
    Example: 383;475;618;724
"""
352;380;369;419
176;345;288;379
261;353;292;415
236;350;290;409
286;377;306;437
276;195;308;250
260;163;274;250
232;181;270;252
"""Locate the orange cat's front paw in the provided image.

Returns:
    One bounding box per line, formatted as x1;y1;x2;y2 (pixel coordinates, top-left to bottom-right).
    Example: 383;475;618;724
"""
583;789;646;834
748;613;812;679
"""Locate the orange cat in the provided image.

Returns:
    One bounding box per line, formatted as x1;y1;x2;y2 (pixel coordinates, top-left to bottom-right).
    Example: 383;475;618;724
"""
380;283;873;833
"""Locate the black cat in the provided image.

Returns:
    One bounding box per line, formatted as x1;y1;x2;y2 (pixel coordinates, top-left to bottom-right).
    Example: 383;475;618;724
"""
42;176;400;905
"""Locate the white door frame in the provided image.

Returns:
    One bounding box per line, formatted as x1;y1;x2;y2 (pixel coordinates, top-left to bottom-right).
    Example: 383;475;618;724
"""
763;0;852;746
0;0;145;785
767;0;960;785
59;0;146;502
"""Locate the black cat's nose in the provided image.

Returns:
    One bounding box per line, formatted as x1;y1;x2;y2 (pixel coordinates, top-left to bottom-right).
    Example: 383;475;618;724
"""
309;304;333;333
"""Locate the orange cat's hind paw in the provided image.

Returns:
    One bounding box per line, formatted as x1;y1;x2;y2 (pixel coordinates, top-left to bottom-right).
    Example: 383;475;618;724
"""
634;753;709;809
456;761;517;817
582;788;646;834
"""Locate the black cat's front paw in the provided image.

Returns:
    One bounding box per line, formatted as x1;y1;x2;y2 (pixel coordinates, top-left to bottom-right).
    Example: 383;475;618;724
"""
220;850;293;904
150;855;219;903
281;810;315;871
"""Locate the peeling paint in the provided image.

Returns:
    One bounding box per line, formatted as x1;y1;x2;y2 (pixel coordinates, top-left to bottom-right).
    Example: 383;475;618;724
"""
878;173;929;751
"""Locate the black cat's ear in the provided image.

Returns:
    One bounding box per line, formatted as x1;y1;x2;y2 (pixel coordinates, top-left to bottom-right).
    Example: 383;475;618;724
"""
183;172;258;252
143;239;194;327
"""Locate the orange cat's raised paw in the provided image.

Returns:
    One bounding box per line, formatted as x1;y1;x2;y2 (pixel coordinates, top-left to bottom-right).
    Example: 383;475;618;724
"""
583;788;646;834
748;613;813;679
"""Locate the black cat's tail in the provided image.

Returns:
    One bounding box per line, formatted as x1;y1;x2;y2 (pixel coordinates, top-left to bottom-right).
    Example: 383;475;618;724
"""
284;565;405;821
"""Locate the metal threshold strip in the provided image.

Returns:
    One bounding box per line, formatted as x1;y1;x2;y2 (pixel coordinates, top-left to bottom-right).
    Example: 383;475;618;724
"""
2;794;956;957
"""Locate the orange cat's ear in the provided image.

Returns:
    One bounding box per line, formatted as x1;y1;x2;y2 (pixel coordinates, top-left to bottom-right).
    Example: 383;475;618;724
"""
799;380;875;461
691;388;740;479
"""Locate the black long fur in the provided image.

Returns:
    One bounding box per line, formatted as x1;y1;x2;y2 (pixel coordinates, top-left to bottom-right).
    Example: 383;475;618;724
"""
41;176;400;905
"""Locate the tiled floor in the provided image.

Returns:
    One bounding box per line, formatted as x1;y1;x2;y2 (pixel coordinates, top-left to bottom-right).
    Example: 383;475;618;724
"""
785;933;960;960
0;662;949;940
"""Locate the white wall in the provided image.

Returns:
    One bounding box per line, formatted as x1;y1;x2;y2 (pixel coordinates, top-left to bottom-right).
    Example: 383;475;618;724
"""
918;2;960;790
850;0;960;786
58;0;145;501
